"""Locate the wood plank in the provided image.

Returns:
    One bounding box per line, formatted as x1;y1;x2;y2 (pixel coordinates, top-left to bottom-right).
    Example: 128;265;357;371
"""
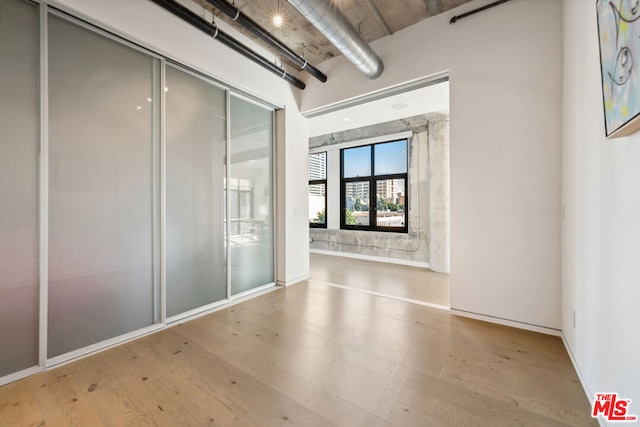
309;253;450;306
20;364;114;427
176;318;380;426
58;356;157;426
146;327;336;426
0;266;595;426
100;343;220;425
0;380;44;427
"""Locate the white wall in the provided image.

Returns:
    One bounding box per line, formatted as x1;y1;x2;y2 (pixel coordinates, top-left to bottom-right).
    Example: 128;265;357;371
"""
303;0;563;330
563;0;640;417
51;0;310;285
307;82;449;137
282;106;312;284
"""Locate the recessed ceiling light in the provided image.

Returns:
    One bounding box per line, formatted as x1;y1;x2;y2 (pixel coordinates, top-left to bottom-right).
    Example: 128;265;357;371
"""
343;118;351;122
136;106;142;110
392;102;408;110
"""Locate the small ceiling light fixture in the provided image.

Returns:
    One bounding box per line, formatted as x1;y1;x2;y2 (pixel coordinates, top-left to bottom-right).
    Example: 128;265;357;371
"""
343;117;351;122
273;0;284;27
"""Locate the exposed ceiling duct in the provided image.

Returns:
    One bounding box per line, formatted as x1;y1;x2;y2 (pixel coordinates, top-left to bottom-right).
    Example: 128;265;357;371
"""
286;0;384;79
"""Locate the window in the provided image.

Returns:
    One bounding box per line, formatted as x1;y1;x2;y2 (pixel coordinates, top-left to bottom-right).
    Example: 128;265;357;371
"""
227;177;254;236
341;140;407;232
309;152;327;228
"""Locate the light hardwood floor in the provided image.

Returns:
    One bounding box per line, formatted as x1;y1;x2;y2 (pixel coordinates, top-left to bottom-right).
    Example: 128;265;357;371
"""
0;262;595;426
310;253;450;307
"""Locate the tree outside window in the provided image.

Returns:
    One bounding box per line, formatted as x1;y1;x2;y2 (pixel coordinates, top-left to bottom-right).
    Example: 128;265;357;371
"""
309;152;327;228
340;140;408;232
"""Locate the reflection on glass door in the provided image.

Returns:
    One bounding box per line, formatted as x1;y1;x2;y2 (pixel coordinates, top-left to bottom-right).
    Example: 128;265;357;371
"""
165;66;227;317
0;2;280;382
47;14;159;358
0;0;39;377
229;96;274;295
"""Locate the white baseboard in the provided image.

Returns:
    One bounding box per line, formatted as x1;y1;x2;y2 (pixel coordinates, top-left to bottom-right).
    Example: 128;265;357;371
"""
561;333;604;427
310;248;431;269
276;274;310;287
451;308;562;336
0;365;43;387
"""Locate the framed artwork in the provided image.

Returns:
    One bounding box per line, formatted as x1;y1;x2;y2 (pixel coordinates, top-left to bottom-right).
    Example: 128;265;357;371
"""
597;0;640;138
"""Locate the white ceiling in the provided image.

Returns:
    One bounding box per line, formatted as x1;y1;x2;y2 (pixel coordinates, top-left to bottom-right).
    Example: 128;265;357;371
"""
308;81;449;137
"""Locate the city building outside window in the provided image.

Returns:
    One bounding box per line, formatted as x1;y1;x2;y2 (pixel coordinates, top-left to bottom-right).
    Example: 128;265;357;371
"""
309;152;327;228
340;139;408;232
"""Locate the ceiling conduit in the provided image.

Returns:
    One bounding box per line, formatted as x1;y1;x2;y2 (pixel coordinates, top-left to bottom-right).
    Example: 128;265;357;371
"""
202;0;328;83
286;0;384;79
150;0;306;90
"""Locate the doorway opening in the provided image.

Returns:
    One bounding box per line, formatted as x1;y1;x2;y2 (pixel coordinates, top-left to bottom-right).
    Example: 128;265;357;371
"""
306;78;450;309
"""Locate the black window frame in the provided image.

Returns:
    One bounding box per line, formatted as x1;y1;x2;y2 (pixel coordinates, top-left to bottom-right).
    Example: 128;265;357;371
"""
309;151;327;228
340;139;408;233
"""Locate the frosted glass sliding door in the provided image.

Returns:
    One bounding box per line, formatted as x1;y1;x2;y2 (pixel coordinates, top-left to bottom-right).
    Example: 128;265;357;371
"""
165;66;227;317
229;96;274;295
0;0;39;377
47;15;159;357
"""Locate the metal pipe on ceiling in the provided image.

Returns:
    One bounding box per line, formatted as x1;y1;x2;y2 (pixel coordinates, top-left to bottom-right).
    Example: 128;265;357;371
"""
450;0;512;24
202;0;327;83
286;0;384;80
150;0;306;90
